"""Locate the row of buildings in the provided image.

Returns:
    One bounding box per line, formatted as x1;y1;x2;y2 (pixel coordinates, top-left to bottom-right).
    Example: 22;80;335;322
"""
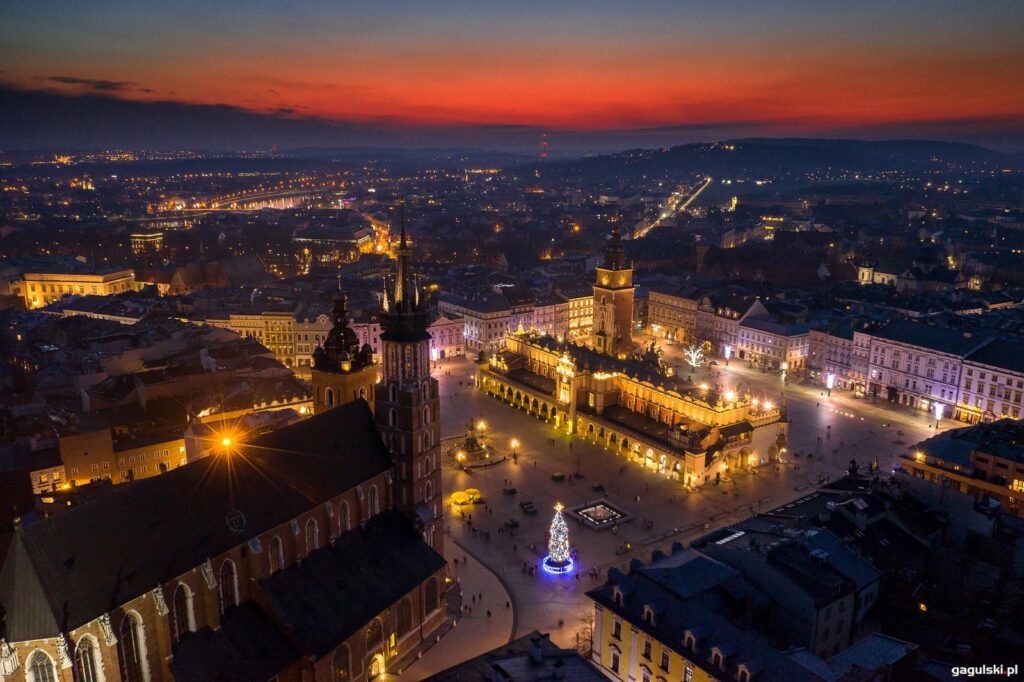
810;319;1024;424
647;280;1024;426
0;218;449;682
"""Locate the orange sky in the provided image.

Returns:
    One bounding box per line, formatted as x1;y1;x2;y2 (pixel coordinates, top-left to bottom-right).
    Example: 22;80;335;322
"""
3;1;1023;145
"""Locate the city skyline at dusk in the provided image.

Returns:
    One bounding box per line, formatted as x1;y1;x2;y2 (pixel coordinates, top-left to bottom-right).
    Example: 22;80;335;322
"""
3;0;1024;150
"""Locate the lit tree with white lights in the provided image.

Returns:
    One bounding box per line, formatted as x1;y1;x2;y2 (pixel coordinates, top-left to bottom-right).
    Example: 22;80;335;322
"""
683;345;705;369
548;503;570;564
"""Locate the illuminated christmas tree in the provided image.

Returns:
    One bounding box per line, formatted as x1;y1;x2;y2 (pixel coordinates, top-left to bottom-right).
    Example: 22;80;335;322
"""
543;502;574;574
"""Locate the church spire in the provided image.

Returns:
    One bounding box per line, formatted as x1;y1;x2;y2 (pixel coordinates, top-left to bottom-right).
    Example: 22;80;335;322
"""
604;225;626;270
395;200;413;308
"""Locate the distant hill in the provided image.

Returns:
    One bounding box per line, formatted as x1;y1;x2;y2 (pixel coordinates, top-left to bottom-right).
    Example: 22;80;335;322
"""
526;138;1020;182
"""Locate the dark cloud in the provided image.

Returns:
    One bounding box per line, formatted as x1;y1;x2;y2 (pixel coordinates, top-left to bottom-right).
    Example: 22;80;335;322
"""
633;120;769;133
1;83;1021;153
45;75;140;92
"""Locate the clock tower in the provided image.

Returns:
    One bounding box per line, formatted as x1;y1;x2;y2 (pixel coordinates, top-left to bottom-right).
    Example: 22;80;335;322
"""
591;227;634;357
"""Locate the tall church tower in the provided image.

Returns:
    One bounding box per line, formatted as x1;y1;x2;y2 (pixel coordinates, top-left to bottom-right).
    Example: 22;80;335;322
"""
375;208;443;552
591;227;634;357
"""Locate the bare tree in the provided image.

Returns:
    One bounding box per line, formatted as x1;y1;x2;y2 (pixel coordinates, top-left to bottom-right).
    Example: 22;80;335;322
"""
683;345;705;369
576;607;596;658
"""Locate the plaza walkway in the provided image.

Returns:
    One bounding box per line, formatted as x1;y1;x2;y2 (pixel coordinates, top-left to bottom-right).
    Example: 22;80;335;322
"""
399;535;514;679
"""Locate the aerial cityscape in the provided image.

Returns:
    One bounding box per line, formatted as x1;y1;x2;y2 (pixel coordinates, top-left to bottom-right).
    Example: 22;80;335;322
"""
2;2;1024;681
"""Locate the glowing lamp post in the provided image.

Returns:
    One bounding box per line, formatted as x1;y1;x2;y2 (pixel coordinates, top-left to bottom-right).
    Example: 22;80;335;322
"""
511;438;519;458
933;402;944;428
723;345;733;366
542;503;574;575
825;372;836;396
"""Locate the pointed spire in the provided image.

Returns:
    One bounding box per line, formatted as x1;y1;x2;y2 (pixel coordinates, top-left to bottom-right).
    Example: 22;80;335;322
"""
399;200;408;251
395;199;414;308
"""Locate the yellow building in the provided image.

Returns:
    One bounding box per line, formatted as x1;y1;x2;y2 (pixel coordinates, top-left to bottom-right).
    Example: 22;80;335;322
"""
477;330;788;488
18;263;135;309
588;548;835;682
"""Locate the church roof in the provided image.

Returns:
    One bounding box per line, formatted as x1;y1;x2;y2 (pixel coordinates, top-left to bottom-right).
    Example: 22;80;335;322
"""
0;400;392;642
260;509;445;658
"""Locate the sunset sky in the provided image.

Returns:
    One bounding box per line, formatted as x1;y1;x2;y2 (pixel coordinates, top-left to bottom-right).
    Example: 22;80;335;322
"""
2;0;1023;150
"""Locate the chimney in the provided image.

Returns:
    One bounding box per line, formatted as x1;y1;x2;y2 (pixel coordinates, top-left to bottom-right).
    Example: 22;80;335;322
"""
529;636;543;664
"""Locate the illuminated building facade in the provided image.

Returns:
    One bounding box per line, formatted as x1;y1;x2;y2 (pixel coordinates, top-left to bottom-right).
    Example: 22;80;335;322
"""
477;330;788;488
17;264;135;309
129;230;164;256
901;418;1024;517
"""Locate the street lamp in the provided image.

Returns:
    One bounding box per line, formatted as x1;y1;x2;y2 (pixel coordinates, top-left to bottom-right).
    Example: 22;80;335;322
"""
933;402;944;428
724;390;737;403
476;420;487;432
723;345;733;366
825;372;836;396
511;438;519;456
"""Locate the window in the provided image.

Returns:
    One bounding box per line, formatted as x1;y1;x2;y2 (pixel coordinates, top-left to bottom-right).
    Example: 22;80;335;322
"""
610;648;620;673
739;669;750;682
642;638;652;659
340;502;351;533
269;536;285;573
397;597;413;636
660;650;669;672
28;650;57;682
305;518;319;553
172;583;195;641
219;559;238;612
712;650;722;668
119;613;149;682
684;666;694;682
365;618;384;650
332;645;350;681
76;636;102;682
611;619;622;639
368;485;380;516
640;666;651;682
425;577;439;613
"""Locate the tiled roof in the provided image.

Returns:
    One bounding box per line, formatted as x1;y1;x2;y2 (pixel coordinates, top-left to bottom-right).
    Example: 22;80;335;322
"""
0;400;391;641
260;509;445;658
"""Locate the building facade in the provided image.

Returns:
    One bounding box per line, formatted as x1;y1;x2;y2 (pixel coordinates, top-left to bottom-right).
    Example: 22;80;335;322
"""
19;266;136;310
648;287;698;343
477;331;788;488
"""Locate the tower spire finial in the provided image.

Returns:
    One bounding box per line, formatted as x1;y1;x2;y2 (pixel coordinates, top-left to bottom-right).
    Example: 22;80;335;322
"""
400;199;408;250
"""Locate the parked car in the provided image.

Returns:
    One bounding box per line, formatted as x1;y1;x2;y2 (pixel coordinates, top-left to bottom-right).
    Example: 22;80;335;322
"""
520;500;538;515
551;472;566;482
